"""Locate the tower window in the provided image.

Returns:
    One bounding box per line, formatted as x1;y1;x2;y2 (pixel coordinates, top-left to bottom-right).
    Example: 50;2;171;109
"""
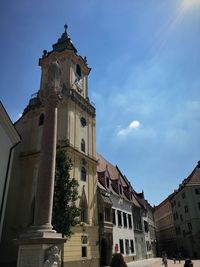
81;167;86;181
80;188;88;223
81;235;87;257
80;203;88;223
81;139;85;152
38;113;44;126
76;64;82;77
82;247;87;257
80;117;87;127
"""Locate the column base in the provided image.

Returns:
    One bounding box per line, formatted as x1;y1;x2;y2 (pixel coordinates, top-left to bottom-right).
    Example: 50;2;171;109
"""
16;231;66;267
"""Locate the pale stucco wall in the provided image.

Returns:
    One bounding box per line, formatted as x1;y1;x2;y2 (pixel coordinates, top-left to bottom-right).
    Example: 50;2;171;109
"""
0;103;20;240
111;194;136;259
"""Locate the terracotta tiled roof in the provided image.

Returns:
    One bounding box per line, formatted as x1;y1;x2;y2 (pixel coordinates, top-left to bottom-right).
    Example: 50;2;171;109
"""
185;165;200;185
176;163;200;192
97;154;120;180
97;154;142;208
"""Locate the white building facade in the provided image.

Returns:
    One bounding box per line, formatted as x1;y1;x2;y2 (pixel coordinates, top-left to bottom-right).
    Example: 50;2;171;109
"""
111;193;136;261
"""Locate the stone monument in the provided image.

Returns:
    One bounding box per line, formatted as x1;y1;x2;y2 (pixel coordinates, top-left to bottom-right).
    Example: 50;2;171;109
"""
16;58;66;267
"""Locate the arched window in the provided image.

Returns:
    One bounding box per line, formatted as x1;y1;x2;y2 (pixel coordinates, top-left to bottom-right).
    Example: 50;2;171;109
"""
80;187;88;223
38;113;44;126
76;64;82;77
81;139;85;152
80;203;88;223
81;167;86;181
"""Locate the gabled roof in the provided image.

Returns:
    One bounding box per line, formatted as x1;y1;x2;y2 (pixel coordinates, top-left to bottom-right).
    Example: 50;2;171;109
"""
156;161;200;205
184;162;200;185
97;154;120;181
97;153;141;208
175;162;200;194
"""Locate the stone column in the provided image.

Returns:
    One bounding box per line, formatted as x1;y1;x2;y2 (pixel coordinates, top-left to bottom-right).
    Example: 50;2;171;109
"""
33;99;58;231
17;58;65;267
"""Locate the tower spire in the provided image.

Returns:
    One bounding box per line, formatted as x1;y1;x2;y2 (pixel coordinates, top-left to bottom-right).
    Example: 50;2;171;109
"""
52;24;77;53
64;24;68;32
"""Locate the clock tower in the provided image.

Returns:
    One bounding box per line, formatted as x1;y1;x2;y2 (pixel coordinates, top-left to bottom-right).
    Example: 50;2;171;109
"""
0;26;99;267
39;25;99;267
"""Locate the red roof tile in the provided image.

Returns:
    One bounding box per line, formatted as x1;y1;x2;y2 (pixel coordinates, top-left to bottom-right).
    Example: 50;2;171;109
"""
97;153;141;207
185;165;200;185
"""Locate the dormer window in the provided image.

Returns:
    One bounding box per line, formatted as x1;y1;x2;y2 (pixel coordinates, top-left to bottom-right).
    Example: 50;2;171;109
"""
76;64;82;77
106;177;110;188
119;184;122;195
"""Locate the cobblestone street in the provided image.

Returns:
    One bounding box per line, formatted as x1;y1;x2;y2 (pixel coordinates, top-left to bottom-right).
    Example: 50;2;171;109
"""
127;258;200;267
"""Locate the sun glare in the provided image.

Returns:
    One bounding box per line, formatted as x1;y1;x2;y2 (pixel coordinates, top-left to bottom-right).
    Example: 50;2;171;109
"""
182;0;200;11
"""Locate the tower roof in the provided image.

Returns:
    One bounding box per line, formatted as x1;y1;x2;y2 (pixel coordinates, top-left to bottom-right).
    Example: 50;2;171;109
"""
52;24;77;53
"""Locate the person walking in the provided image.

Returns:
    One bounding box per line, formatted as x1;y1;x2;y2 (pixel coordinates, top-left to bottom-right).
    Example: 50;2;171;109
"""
163;256;168;267
173;253;176;264
110;253;128;267
178;252;181;263
162;251;167;265
184;259;193;267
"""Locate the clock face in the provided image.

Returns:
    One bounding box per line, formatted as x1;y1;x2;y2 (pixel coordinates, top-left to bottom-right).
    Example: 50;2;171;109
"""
80;117;87;127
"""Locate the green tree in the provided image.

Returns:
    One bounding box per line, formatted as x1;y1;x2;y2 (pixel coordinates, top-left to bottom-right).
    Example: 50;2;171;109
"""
52;148;80;238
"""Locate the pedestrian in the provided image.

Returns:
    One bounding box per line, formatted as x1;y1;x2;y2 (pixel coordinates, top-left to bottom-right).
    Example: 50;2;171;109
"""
163;256;168;267
110;253;128;267
178;252;181;263
184;259;193;267
162;251;167;265
173;253;176;264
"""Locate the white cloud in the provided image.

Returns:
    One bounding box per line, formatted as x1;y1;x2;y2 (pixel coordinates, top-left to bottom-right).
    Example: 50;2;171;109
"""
118;120;141;136
129;120;140;129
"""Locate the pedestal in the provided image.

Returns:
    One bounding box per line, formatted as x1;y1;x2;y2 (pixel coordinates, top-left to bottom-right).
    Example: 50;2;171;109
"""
17;233;65;267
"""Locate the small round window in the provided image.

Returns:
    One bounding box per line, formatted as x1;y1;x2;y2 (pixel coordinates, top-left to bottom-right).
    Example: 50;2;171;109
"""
80;117;87;127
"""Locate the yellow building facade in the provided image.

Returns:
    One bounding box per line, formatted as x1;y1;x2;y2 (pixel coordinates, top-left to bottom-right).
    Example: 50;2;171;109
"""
0;26;99;267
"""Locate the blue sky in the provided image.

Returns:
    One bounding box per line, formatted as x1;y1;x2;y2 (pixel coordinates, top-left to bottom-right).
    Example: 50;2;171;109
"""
1;0;200;205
